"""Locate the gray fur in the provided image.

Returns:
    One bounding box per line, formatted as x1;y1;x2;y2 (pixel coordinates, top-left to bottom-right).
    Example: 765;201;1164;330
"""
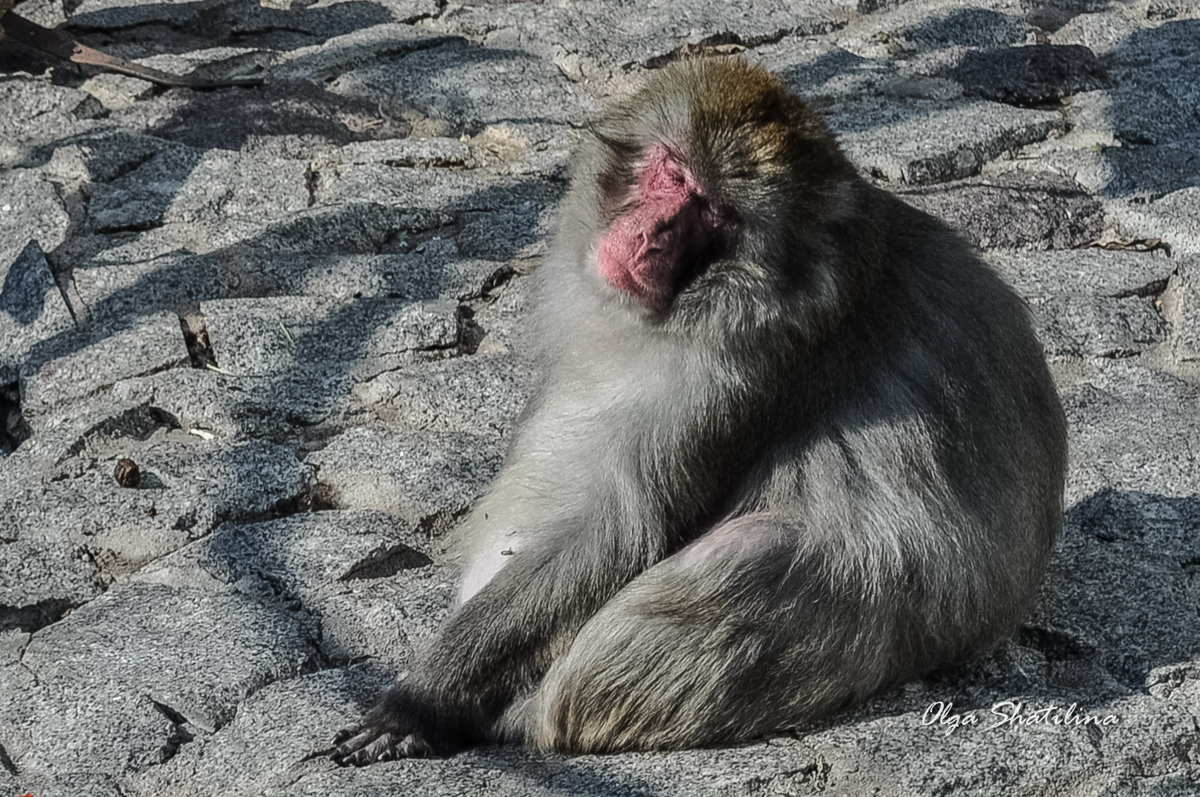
333;58;1067;763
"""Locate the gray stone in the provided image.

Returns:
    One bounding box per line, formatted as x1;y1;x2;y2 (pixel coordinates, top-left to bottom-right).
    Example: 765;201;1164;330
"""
1108;187;1200;257
70;252;253;336
142;76;412;159
1100;139;1200;199
68;0;235;28
465;121;576;177
0;240;75;384
357;353;535;437
891;7;1032;51
0;394;170;472
1160;258;1200;361
1106;80;1200;151
945;43;1109;106
432;0;850;69
0;434;313;586
0;629;29;665
82;145;199;233
0;80;94;151
1029;293;1167;358
20;312;190;418
261;249;504;305
272;23;454;85
136;510;431;605
66;0;423;54
202;295;459;380
312;574;452;665
456;198;557;261
6;772;125;797
320;137;474;169
327;39;596;132
1050;10;1144;55
857;0;915;14
0;582;318;776
0;168;71;269
79;73;155;111
41;130;169;185
88;148;309;234
470;271;538;355
7;0;67;27
135;510;453;666
203;295;333;377
110;365;353;438
753;37;897;103
1103;19;1200;148
834;5;1031;59
0;541;99;633
1029;500;1200;747
898;172;1104;250
126;669;381;797
0;381;28;457
306;427;501;533
212;203;452;257
983;63;1200;198
986;249;1174;358
1060;360;1200;501
310;151;536;208
832;97;1063;184
985;248;1176;298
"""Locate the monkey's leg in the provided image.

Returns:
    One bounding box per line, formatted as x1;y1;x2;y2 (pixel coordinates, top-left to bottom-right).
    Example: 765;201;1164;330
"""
514;513;945;754
333;516;667;764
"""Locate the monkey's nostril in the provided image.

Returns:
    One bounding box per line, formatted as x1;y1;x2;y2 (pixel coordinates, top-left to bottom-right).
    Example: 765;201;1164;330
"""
653;216;678;235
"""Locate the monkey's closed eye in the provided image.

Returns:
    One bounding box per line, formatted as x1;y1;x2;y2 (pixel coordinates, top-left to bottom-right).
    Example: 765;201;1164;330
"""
590;127;640;158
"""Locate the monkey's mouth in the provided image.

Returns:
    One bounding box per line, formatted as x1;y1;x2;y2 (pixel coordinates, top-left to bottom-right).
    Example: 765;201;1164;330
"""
597;197;738;311
598;213;686;309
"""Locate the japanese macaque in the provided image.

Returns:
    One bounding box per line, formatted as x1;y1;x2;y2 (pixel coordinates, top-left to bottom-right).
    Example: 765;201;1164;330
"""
333;58;1067;763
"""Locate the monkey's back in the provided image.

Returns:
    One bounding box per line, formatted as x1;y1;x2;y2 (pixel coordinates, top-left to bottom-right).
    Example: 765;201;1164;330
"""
748;186;1067;672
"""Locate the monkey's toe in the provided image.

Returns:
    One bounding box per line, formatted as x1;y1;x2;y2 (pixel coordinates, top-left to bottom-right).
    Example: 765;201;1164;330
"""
397;733;435;758
331;726;436;766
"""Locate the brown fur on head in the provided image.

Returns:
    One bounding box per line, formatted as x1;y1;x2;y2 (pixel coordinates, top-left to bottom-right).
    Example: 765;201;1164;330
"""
593;59;852;217
684;58;850;186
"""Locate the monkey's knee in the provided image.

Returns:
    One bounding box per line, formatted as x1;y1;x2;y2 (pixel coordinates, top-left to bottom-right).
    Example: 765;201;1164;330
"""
528;516;809;754
530;612;717;754
674;512;795;567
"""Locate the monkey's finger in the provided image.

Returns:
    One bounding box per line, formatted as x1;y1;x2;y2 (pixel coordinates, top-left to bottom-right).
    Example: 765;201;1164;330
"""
298;745;339;763
332;729;391;766
362;732;397;763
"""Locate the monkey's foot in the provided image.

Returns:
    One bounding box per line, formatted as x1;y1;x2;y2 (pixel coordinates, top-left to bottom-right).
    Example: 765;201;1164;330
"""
332;725;435;766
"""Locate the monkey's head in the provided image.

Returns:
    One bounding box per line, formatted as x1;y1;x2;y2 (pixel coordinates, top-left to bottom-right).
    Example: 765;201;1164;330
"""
569;58;861;340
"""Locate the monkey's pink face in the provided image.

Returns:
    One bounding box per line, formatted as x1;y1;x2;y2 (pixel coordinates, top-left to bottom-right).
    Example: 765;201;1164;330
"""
596;145;740;311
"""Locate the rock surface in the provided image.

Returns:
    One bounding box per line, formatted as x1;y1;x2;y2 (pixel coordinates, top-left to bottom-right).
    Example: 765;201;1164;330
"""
1;0;1198;795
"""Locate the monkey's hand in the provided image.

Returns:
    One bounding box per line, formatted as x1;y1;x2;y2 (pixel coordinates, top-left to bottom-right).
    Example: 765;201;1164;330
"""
331;686;441;766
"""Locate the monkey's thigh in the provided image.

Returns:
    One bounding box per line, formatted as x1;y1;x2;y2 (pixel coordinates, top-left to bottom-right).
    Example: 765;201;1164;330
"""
525;513;900;754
